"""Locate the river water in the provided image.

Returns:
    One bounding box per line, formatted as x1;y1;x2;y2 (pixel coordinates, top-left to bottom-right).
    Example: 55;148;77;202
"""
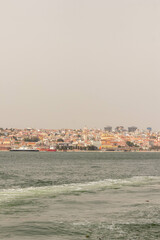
0;152;160;239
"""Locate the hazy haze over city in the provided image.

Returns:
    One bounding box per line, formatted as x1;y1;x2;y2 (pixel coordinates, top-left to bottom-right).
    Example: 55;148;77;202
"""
0;0;160;130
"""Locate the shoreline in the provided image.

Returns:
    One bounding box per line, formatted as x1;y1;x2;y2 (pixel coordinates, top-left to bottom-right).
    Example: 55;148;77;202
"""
1;150;160;153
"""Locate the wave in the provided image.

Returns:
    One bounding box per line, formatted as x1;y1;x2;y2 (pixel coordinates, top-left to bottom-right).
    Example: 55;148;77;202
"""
0;176;160;205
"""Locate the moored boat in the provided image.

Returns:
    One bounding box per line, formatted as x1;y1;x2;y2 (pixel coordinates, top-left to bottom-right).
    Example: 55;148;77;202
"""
38;147;56;152
10;147;39;152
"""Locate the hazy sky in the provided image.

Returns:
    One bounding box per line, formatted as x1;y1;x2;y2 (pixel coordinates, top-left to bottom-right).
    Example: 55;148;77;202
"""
0;0;160;130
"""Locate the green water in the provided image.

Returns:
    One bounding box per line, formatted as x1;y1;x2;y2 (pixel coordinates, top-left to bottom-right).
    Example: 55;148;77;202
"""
0;152;160;239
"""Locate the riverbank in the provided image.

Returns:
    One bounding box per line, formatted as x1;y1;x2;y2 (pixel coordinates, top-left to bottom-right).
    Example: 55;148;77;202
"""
2;150;160;153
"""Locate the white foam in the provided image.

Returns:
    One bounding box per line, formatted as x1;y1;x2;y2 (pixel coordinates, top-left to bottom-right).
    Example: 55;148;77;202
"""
0;176;159;204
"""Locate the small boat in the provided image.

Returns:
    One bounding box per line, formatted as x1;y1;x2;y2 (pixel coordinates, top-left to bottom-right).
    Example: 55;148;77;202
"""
38;147;56;152
47;147;56;152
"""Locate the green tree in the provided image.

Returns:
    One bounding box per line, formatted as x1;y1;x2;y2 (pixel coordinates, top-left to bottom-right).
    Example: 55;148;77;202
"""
126;141;134;147
24;137;40;142
57;138;64;142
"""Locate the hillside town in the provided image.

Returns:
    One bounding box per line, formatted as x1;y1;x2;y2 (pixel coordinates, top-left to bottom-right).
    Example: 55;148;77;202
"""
0;126;160;152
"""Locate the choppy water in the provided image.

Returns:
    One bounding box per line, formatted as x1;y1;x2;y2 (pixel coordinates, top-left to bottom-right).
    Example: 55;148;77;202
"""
0;152;160;240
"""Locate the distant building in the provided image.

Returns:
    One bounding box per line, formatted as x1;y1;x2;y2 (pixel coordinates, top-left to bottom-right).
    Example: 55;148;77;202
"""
147;127;152;132
115;126;124;132
104;126;112;132
128;126;137;132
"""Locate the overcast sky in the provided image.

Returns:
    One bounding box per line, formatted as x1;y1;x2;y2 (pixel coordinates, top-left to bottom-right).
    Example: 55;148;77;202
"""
0;0;160;130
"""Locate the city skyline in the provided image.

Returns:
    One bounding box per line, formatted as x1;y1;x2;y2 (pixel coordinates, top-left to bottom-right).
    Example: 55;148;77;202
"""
1;125;160;152
0;125;155;132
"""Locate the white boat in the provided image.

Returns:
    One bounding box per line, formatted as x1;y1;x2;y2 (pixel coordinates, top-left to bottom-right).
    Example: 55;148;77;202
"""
10;147;39;152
